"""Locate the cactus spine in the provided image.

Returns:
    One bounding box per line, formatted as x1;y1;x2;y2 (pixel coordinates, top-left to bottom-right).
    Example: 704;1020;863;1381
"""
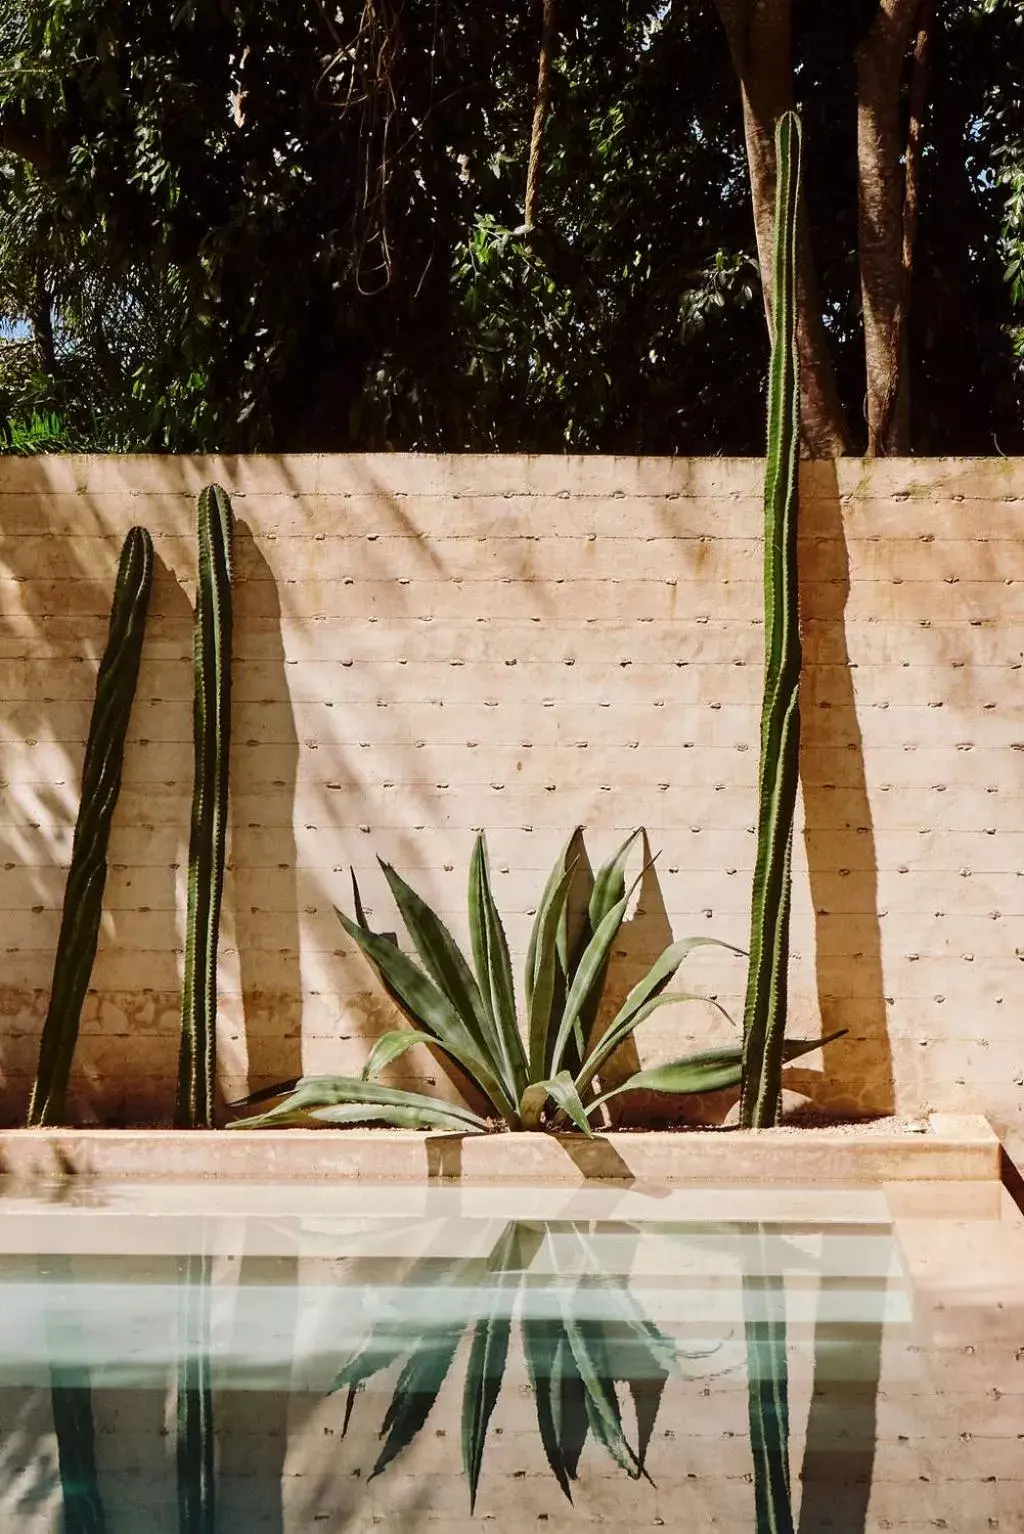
28;527;153;1127
740;111;803;1129
176;485;234;1129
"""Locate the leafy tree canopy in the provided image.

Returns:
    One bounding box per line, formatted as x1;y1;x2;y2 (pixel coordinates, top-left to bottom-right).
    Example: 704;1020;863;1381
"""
0;0;1020;455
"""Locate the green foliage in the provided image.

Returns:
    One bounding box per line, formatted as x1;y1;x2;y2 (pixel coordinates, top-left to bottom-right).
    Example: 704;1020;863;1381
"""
4;2;1018;453
28;527;153;1127
230;827;839;1134
176;486;234;1130
740;112;803;1132
332;1220;680;1506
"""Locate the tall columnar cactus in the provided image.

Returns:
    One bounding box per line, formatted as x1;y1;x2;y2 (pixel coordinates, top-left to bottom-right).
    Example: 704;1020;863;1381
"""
176;485;234;1129
740;111;803;1129
28;526;153;1127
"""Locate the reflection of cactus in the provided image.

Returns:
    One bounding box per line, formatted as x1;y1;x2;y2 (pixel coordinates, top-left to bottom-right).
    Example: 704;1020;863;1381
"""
743;1225;795;1534
740;111;804;1129
177;1252;215;1534
28;527;153;1126
176;486;234;1129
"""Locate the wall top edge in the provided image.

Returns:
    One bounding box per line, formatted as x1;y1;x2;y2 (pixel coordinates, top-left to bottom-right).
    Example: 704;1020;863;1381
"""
0;454;1022;501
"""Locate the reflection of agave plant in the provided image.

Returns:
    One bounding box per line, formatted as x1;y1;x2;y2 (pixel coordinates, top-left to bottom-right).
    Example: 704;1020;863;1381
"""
231;828;840;1132
333;1220;691;1509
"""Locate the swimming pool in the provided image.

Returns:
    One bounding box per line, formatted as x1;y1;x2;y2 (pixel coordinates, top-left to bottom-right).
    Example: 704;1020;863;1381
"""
0;1177;1019;1531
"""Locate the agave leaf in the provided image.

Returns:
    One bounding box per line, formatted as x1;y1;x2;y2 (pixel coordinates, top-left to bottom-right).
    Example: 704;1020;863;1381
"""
526;864;577;1081
548;869;645;1077
350;869;397;947
554;827;592;981
332;1250;484;1397
520;1071;594;1137
468;834;527;1099
522;1317;573;1499
462;1224;518;1510
360;1027;490;1088
336;907;516;1120
562;1313;641;1478
576;936;745;1093
588;828;643;933
524;829;579;1012
552;1333;590;1485
378;859;499;1059
227;1079;300;1109
226;1075;492;1132
587;1031;847;1114
370;1327;464;1480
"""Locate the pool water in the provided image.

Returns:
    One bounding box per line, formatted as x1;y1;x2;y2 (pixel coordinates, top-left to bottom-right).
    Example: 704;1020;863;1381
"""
0;1178;1020;1532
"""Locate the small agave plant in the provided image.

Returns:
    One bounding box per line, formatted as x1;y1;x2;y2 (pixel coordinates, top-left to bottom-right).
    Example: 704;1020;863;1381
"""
230;828;836;1134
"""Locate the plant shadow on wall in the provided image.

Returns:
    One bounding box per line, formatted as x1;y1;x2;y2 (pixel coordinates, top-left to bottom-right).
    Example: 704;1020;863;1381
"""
793;464;894;1119
230;523;305;1106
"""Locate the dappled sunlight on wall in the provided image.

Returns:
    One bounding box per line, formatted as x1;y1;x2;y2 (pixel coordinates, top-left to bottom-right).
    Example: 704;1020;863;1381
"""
1;455;1023;1151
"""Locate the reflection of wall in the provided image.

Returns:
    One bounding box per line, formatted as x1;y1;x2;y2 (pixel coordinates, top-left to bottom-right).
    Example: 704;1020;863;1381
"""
1;456;1023;1154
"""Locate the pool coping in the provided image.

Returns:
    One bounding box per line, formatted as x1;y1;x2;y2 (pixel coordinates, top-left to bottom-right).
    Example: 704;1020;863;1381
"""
0;1114;1000;1183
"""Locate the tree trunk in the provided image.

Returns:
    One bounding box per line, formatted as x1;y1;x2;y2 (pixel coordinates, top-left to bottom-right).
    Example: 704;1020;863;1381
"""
524;0;557;232
856;0;924;456
712;0;850;456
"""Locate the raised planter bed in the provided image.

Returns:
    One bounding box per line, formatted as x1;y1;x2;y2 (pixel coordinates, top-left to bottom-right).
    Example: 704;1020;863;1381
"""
0;1113;999;1184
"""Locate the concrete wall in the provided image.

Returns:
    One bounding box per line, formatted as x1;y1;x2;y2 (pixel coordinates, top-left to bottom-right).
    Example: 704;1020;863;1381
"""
1;455;1022;1151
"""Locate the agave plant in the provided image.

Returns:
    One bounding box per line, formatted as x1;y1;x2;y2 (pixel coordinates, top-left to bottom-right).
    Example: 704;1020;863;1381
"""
332;1219;686;1509
230;828;840;1133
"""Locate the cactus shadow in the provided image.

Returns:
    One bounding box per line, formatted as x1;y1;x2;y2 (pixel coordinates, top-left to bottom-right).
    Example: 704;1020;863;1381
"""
230;524;305;1107
795;464;894;1116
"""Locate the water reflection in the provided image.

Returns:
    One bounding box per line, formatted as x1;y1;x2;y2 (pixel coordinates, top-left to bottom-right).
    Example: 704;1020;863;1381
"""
0;1207;900;1531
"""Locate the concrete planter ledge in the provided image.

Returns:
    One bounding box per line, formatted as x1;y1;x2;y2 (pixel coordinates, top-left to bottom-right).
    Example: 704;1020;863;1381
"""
0;1114;999;1184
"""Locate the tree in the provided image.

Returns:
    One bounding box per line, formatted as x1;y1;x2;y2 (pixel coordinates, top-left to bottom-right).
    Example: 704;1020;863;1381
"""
709;0;1024;456
0;0;1020;456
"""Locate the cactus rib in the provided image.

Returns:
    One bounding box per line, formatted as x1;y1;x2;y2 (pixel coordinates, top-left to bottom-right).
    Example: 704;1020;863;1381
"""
28;526;153;1127
176;485;234;1129
740;111;803;1129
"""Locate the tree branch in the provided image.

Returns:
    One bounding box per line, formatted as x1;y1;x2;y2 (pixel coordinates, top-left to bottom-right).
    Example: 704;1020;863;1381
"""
524;0;557;233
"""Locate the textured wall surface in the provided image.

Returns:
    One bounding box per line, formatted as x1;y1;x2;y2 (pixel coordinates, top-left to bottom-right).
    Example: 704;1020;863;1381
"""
1;455;1022;1150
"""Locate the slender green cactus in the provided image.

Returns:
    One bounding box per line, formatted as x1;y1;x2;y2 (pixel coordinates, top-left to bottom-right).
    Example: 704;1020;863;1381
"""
176;485;234;1129
739;111;803;1129
28;527;153;1127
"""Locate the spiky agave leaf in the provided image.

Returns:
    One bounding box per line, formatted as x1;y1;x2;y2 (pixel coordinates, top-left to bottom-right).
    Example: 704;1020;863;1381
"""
335;906;517;1121
378;859;500;1070
370;1328;464;1480
29;526;153;1126
468;833;526;1100
575;934;745;1095
462;1224;519;1510
526;863;577;1081
586;1033;846;1117
226;1075;492;1132
520;1070;593;1136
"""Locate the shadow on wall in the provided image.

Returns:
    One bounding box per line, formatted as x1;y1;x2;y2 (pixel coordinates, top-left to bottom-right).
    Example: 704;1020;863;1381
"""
230;524;304;1105
598;833;674;1127
102;551;193;1126
794;463;894;1117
